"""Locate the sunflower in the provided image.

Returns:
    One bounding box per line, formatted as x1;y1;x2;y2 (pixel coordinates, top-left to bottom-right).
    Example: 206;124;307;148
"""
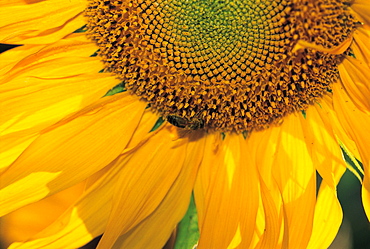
0;0;369;248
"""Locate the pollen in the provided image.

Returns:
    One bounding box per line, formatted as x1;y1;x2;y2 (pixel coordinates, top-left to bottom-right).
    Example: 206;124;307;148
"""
86;0;357;132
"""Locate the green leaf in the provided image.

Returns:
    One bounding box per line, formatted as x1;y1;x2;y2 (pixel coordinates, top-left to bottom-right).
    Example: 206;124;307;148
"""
104;83;126;97
150;117;165;132
174;194;199;249
301;110;307;119
73;25;87;33
340;142;364;182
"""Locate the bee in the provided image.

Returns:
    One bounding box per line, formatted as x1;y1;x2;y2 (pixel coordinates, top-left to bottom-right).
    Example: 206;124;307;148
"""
166;114;204;130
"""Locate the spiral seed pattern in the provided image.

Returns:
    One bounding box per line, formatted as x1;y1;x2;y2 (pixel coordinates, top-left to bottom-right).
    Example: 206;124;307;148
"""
86;0;357;132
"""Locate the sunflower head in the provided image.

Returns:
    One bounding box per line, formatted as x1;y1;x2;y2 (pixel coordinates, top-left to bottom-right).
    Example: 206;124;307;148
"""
1;0;370;248
86;0;358;133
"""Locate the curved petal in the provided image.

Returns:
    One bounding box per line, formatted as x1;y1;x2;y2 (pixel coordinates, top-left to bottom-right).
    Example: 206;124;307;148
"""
0;132;38;173
338;57;370;113
303;103;346;248
333;81;370;163
0;93;146;216
1;0;45;7
123;109;162;149
1;33;100;78
271;112;316;248
111;129;206;249
0;71;119;134
194;133;259;249
351;0;370;26
97;126;205;248
253;112;318;248
303;103;347;189
0;44;43;76
1;57;103;85
0;0;87;44
307;170;344;249
0;34;118;169
252;127;284;249
255;175;283;249
0;182;85;248
9;109;161;249
0;72;120;170
84;108;161;189
332;82;370;219
320;94;361;163
9;156;119;249
352;25;370;68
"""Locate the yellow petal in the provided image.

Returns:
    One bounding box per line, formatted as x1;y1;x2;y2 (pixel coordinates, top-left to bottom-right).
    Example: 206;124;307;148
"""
9;159;117;249
332;82;370;219
0;0;87;44
321;94;362;163
0;132;38;173
9;109;159;249
194;133;259;249
111;128;205;249
307;169;345;248
352;25;370;68
272;112;316;248
293;37;352;55
0;34;117;168
255;176;282;249
0;72;119;170
1;181;85;248
1;58;104;84
333;82;370;167
0;32;99;77
0;93;146;216
0;44;43;75
97;126;204;248
253;112;325;248
303;103;346;189
1;72;118;134
338;57;370;113
1;32;101;78
123;108;162;150
351;0;370;26
1;0;43;7
252;127;285;249
84;109;160;189
300;102;346;248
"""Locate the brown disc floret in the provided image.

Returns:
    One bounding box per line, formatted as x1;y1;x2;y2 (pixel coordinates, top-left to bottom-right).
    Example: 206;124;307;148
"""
86;0;357;132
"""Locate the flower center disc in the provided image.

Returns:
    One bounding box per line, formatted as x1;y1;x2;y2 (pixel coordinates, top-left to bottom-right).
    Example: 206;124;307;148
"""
86;0;356;132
